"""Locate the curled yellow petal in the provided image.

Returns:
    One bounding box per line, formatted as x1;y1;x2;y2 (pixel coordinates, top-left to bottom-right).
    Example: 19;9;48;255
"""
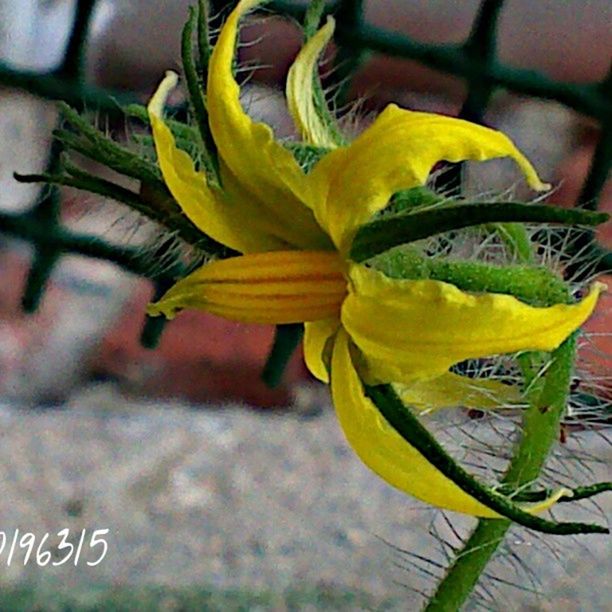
286;17;338;148
331;328;502;516
148;251;347;324
148;70;179;117
343;265;602;383
303;318;341;382
207;0;329;250
308;105;550;253
147;72;285;253
332;329;575;517
394;371;523;413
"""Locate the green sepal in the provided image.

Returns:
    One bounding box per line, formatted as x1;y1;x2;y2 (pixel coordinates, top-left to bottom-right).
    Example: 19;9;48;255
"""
15;164;229;257
499;481;612;503
284;142;331;173
350;201;609;262
40;101;233;256
15;165;146;213
370;245;569;306
364;382;608;535
56;102;161;185
181;4;219;182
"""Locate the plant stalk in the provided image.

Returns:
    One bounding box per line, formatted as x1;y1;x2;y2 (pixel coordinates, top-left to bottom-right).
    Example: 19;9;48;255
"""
424;337;577;611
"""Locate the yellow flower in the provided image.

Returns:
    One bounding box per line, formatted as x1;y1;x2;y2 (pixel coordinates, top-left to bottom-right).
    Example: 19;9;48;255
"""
146;0;600;518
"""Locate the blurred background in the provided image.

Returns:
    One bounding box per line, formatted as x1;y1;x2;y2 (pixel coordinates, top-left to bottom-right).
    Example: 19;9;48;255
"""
0;0;610;609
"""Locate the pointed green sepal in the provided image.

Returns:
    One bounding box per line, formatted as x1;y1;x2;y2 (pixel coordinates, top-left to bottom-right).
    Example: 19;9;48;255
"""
350;201;609;262
364;382;608;535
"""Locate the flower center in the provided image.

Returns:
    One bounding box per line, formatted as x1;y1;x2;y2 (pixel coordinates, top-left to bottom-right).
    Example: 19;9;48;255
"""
156;250;348;324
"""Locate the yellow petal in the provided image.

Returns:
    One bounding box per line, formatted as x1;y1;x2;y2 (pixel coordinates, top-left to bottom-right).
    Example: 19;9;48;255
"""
218;161;328;251
207;0;330;250
303;318;341;382
147;72;285;253
343;265;602;382
286;17;338;148
519;487;573;514
331;329;572;517
308;105;550;253
394;371;522;413
147;250;347;324
331;328;502;516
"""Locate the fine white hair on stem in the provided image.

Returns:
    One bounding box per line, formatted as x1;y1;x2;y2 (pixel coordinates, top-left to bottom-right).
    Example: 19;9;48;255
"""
65;186;202;280
390;293;610;605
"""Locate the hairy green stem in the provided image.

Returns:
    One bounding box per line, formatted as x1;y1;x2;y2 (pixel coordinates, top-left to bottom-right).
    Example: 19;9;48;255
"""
424;221;576;610
181;5;220;181
424;331;578;610
366;378;605;536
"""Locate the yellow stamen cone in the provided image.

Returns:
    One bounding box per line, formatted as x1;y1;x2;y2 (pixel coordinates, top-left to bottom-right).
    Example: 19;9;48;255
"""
148;251;347;324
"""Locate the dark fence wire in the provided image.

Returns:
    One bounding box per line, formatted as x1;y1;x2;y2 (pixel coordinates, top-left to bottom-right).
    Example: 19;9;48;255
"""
0;0;610;349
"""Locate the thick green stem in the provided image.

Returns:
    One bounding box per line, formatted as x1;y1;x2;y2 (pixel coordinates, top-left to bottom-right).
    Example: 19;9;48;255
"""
261;324;304;388
424;520;509;612
425;337;577;611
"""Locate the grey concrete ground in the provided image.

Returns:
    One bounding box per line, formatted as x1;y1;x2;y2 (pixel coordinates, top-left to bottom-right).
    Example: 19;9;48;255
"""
0;382;609;611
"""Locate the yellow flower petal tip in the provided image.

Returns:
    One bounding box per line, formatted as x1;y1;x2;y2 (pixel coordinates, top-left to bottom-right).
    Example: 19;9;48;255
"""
286;17;337;148
522;487;572;514
536;181;552;192
304;318;341;383
148;71;179;117
594;280;608;293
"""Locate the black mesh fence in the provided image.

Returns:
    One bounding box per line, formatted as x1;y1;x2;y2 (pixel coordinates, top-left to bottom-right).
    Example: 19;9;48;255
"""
0;0;610;349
